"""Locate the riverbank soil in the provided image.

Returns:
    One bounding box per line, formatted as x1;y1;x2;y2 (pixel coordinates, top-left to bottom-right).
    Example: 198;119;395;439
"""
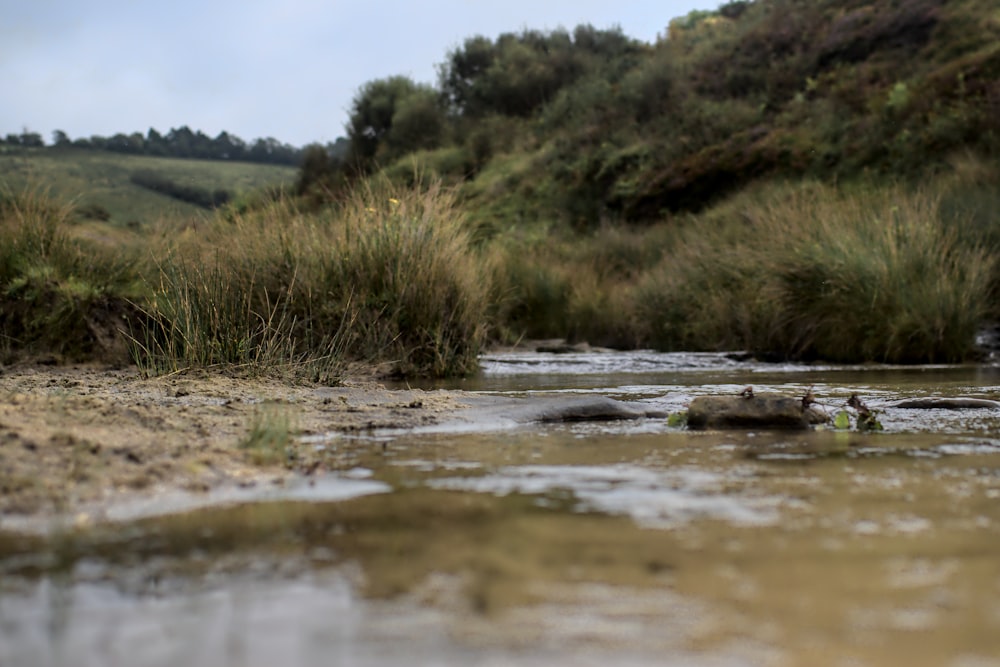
0;365;463;519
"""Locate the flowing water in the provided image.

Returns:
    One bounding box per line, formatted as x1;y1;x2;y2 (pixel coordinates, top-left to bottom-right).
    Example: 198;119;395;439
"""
3;351;1000;666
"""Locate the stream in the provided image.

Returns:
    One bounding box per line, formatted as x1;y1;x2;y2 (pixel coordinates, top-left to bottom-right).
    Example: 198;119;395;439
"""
3;350;1000;666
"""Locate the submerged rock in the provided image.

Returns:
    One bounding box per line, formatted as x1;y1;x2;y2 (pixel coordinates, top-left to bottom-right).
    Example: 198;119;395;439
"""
687;394;829;430
529;396;666;422
889;397;1000;410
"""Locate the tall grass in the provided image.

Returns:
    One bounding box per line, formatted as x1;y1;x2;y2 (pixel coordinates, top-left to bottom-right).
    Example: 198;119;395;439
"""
489;224;669;347
330;178;490;375
0;188;140;363
634;181;995;362
4;170;997;371
141;177;489;378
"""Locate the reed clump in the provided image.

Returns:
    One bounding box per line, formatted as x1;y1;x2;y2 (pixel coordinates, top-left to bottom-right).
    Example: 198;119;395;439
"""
489;224;669;348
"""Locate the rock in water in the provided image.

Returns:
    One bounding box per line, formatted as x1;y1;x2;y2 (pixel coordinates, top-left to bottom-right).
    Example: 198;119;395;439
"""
687;394;828;430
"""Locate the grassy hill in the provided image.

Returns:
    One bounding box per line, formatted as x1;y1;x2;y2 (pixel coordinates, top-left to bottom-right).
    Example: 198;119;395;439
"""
0;147;296;226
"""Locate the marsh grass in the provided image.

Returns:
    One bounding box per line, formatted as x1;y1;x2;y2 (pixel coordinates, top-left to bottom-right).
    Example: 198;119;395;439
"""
635;181;995;362
133;256;312;376
139;177;489;378
4;168;998;371
329;177;490;375
490;224;669;346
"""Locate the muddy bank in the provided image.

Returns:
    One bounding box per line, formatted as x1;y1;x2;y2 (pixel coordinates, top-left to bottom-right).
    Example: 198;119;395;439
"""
0;366;468;524
0;365;669;529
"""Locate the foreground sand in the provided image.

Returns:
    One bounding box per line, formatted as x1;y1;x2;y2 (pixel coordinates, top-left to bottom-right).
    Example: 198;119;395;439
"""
0;365;465;523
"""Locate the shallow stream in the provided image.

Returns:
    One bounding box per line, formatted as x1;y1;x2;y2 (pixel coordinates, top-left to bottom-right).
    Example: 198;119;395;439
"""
3;351;1000;666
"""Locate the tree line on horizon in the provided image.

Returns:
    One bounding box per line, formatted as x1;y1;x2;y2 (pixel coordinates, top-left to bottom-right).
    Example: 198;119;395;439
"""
0;126;347;167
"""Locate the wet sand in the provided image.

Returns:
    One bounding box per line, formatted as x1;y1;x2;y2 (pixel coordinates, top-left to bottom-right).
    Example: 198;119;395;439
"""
0;365;467;523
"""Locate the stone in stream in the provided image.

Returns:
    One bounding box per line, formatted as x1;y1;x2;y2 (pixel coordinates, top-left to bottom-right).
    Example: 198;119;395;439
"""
527;396;668;422
889;397;1000;410
687;394;829;430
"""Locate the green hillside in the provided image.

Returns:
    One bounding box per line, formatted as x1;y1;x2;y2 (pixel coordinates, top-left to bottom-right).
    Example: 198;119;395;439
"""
303;0;999;231
0;147;295;226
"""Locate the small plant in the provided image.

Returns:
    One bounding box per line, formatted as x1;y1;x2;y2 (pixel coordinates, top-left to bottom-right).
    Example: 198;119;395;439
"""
239;405;296;466
666;412;688;428
846;393;884;432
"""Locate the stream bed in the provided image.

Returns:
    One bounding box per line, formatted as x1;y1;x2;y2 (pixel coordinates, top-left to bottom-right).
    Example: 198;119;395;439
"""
3;351;1000;666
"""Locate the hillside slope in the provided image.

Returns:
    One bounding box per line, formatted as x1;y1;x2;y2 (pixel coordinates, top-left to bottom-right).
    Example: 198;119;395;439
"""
306;0;1000;230
0;148;295;226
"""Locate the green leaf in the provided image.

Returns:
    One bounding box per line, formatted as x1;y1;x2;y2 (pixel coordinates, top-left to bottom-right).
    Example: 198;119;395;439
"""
667;411;688;428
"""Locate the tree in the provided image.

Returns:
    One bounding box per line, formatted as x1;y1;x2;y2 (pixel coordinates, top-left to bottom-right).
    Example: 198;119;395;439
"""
346;76;446;167
439;35;496;115
383;87;447;157
438;28;616;119
213;131;246;160
52;130;70;146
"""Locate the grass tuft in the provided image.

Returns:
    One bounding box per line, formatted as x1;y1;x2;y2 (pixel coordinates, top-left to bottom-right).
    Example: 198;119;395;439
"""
137;177;489;378
239;404;295;467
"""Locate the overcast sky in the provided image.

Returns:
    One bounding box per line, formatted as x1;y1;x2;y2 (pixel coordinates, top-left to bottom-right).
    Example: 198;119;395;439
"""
2;0;721;147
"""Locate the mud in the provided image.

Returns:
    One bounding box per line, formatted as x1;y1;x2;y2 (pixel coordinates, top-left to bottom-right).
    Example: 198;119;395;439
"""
0;365;464;520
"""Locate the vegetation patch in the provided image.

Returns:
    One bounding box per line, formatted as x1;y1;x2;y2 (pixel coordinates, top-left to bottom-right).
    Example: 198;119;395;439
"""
129;169;231;209
135;177;489;379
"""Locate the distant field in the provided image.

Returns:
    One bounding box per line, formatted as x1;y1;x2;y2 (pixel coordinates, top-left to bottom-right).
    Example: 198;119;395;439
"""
0;147;297;225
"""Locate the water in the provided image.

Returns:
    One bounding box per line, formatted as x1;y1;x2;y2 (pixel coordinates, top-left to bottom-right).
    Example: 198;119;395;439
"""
4;351;1000;666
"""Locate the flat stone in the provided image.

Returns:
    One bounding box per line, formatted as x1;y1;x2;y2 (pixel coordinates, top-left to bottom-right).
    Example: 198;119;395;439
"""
531;396;650;422
687;394;828;430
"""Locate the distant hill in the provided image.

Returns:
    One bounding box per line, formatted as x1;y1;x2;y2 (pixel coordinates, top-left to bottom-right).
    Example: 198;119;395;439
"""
0;147;296;225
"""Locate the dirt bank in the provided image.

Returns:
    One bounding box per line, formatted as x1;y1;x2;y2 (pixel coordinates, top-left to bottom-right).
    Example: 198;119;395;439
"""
0;365;466;523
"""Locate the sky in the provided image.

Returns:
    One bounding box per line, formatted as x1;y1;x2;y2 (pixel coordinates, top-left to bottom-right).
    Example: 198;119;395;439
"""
2;0;721;148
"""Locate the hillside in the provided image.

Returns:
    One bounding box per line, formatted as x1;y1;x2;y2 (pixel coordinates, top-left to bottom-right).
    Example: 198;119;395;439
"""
302;0;1000;231
0;147;296;226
